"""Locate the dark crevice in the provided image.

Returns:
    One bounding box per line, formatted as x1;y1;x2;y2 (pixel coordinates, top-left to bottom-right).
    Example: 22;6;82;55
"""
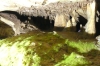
76;15;87;32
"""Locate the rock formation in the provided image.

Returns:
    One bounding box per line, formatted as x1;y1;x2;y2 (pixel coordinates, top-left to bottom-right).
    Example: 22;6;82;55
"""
0;0;98;35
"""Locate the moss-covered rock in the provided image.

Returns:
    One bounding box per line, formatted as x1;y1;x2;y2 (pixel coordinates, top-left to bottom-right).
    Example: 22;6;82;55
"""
0;31;97;66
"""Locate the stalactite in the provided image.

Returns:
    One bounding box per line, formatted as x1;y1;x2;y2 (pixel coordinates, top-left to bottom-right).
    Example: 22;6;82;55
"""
17;0;94;21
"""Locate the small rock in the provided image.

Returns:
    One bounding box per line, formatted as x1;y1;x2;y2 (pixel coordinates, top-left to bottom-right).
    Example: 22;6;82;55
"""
96;35;100;41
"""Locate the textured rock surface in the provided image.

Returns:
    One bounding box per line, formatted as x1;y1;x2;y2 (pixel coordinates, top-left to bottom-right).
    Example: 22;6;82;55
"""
0;0;98;35
17;0;93;20
0;12;39;36
0;0;94;20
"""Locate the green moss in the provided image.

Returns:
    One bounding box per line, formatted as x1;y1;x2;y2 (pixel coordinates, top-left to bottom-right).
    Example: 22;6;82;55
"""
0;22;14;39
55;52;90;66
0;41;41;66
65;40;97;53
0;32;66;66
0;32;41;66
0;31;97;66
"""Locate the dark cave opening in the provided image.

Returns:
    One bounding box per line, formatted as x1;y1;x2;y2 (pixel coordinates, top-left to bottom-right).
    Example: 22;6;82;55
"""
0;11;54;31
30;16;54;31
19;15;54;31
96;13;100;36
76;15;87;32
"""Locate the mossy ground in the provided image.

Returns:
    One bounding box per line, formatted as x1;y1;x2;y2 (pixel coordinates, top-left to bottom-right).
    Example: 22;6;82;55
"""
0;31;99;66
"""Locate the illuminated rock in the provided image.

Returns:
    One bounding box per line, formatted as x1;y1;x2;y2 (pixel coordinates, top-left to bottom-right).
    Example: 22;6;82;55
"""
0;0;97;35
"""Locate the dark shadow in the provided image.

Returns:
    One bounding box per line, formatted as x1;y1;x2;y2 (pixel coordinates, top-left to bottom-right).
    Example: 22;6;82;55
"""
0;22;14;39
82;49;100;66
53;27;65;31
96;20;100;36
96;1;100;36
30;16;54;31
76;15;87;32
